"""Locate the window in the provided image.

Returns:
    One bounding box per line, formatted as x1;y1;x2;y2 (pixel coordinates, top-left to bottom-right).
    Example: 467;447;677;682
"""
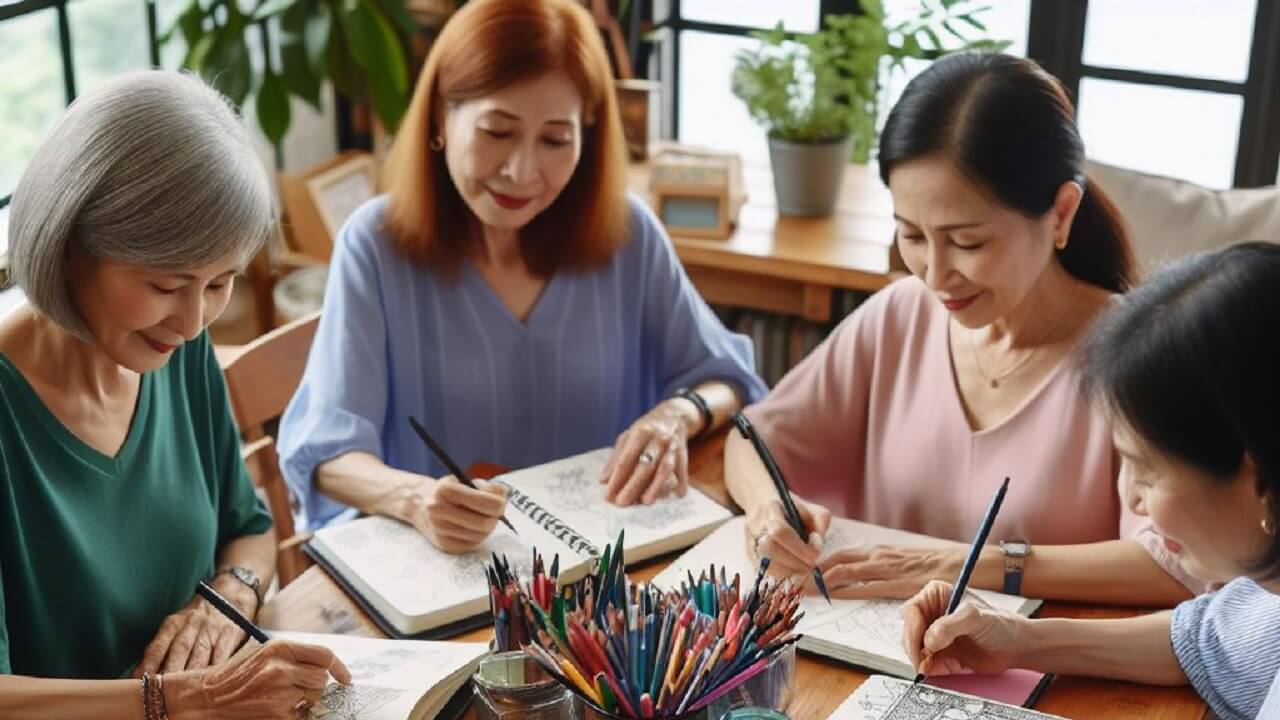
658;0;1032;166
1030;1;1280;189
0;0;165;209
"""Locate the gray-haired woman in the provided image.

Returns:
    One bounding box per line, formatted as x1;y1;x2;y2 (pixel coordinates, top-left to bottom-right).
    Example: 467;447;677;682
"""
0;70;350;718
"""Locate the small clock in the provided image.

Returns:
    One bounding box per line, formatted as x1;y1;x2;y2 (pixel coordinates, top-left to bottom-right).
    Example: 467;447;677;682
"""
648;144;746;240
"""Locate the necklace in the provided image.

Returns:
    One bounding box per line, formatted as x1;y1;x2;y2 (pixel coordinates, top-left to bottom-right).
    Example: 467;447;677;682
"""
965;287;1078;389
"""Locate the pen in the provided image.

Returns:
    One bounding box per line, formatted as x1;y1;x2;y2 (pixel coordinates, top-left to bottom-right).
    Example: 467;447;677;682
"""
408;415;518;535
731;412;832;604
196;580;270;644
912;475;1010;685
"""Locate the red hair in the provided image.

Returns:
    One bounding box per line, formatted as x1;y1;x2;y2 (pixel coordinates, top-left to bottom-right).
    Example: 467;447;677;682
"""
382;0;630;276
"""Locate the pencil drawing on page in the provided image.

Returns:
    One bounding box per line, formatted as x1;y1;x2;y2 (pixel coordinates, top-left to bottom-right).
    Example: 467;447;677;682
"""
310;684;403;720
543;463;697;535
849;676;1062;720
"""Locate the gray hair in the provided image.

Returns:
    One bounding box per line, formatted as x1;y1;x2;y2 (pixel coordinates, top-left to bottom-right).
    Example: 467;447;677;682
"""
8;69;274;340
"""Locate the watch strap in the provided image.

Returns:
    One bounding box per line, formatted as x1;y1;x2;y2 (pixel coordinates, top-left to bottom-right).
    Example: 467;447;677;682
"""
216;565;264;609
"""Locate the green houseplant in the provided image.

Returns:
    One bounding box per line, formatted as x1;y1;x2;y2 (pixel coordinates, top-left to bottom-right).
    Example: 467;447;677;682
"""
732;0;1007;216
163;0;416;149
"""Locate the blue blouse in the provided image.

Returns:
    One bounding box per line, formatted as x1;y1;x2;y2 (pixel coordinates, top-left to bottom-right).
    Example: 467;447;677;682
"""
1171;577;1280;720
278;194;766;529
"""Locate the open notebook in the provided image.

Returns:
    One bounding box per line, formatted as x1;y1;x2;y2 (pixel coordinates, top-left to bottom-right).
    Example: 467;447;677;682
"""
652;517;1043;679
827;675;1065;719
306;448;733;638
272;631;488;720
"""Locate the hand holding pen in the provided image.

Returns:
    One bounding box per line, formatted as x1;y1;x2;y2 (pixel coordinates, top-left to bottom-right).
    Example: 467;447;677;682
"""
731;412;834;603
900;478;1018;679
407;416;518;553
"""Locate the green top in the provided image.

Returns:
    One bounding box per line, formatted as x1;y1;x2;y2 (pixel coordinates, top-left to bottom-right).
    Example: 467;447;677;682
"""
0;332;272;679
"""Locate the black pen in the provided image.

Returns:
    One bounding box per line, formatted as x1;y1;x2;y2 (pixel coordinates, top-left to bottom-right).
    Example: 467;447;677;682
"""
912;476;1010;685
196;580;270;644
731;411;832;604
408;415;518;535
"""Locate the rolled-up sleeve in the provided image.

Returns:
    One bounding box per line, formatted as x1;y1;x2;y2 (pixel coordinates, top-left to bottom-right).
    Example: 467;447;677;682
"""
277;200;391;529
1171;577;1280;720
631;197;767;404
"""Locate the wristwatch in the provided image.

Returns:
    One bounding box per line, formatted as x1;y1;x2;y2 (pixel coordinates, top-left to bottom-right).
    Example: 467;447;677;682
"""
216;565;264;609
673;387;714;439
999;540;1032;595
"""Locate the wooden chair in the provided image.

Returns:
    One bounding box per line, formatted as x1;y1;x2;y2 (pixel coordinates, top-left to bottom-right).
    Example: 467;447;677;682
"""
217;311;321;587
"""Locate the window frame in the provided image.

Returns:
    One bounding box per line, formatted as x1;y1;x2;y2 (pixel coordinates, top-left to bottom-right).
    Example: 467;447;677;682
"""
0;0;165;209
1026;0;1280;188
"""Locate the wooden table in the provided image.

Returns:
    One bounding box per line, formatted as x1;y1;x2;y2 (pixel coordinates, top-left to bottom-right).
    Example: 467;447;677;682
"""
628;162;897;323
260;434;1206;720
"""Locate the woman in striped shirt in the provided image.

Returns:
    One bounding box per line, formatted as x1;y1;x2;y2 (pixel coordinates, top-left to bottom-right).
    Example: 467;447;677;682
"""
902;242;1280;719
277;0;766;552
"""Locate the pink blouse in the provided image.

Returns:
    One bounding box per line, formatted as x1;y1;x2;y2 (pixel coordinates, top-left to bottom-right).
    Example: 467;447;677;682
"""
745;277;1196;588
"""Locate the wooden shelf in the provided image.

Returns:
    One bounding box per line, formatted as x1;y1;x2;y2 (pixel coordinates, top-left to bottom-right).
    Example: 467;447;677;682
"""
629;160;896;321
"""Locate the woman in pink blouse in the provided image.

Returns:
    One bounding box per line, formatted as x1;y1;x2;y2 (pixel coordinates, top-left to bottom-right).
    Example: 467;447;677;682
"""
726;53;1196;606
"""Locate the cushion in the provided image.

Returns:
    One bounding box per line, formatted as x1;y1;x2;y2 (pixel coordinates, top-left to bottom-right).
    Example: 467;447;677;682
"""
1085;159;1280;279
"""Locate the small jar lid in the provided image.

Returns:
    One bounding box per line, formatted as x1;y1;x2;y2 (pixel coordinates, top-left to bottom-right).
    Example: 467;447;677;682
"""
718;708;789;720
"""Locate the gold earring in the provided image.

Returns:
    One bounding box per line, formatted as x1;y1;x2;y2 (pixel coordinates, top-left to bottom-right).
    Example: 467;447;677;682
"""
1263;516;1276;536
1055;237;1069;251
429;135;445;152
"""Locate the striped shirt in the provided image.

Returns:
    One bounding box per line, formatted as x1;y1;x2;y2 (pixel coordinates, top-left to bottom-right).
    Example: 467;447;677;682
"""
278;194;767;529
1171;577;1280;719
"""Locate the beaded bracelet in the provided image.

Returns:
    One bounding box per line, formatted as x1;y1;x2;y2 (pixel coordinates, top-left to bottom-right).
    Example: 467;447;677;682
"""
674;387;714;439
141;673;150;720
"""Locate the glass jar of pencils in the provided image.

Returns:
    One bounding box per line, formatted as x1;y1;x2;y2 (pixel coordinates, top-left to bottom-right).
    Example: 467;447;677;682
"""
571;642;795;720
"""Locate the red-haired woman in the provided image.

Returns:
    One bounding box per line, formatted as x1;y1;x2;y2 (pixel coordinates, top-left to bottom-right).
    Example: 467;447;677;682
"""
278;0;765;552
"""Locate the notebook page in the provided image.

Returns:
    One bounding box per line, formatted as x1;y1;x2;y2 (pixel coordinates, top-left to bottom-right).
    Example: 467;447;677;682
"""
274;631;488;720
498;448;733;562
310;509;588;631
826;675;1065;720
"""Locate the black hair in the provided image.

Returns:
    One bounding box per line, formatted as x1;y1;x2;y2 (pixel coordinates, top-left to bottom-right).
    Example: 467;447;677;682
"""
1082;242;1280;578
879;52;1135;293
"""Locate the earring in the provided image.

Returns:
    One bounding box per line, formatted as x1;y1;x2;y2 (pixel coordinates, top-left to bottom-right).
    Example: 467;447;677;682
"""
429;135;445;152
1263;516;1276;536
1055;236;1069;251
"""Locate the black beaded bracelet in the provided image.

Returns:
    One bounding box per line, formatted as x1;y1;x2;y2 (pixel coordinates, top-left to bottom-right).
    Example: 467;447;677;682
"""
674;387;714;439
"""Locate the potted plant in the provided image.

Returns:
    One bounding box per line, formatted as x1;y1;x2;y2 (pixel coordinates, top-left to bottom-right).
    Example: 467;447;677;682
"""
163;0;417;150
731;0;1006;217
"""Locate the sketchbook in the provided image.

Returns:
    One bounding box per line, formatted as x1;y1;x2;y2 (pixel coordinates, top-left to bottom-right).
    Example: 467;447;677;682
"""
306;448;733;638
827;675;1065;720
652;517;1043;679
272;631;487;720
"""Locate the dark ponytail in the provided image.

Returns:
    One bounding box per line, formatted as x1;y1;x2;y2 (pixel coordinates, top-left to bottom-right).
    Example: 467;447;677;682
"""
879;53;1136;293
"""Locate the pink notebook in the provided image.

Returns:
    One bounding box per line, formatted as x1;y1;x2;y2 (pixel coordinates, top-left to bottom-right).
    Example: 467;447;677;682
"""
929;669;1051;706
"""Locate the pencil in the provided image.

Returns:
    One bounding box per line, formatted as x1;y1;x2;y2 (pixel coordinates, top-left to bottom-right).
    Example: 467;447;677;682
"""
913;476;1011;685
408;415;518;535
731;412;832;604
196;581;270;643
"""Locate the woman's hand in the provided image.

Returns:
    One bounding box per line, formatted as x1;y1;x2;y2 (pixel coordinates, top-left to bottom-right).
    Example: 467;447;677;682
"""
135;573;259;675
901;580;1028;676
408;476;509;554
744;495;832;581
600;399;698;506
819;544;966;599
165;639;352;720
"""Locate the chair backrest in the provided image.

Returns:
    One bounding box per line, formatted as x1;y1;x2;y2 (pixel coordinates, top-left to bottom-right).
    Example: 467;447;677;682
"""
1086;159;1280;279
218;311;321;586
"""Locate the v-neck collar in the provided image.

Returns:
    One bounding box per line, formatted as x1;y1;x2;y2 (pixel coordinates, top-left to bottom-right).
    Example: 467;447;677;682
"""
461;259;566;333
0;352;153;476
942;317;1075;437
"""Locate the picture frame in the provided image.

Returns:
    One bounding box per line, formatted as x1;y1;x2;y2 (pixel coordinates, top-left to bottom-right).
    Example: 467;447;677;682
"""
304;153;379;241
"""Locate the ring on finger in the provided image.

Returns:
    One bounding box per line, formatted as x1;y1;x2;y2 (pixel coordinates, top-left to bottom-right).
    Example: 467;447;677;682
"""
638;450;656;464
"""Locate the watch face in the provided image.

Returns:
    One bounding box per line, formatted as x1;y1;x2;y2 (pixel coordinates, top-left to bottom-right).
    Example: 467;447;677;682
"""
1003;541;1031;556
